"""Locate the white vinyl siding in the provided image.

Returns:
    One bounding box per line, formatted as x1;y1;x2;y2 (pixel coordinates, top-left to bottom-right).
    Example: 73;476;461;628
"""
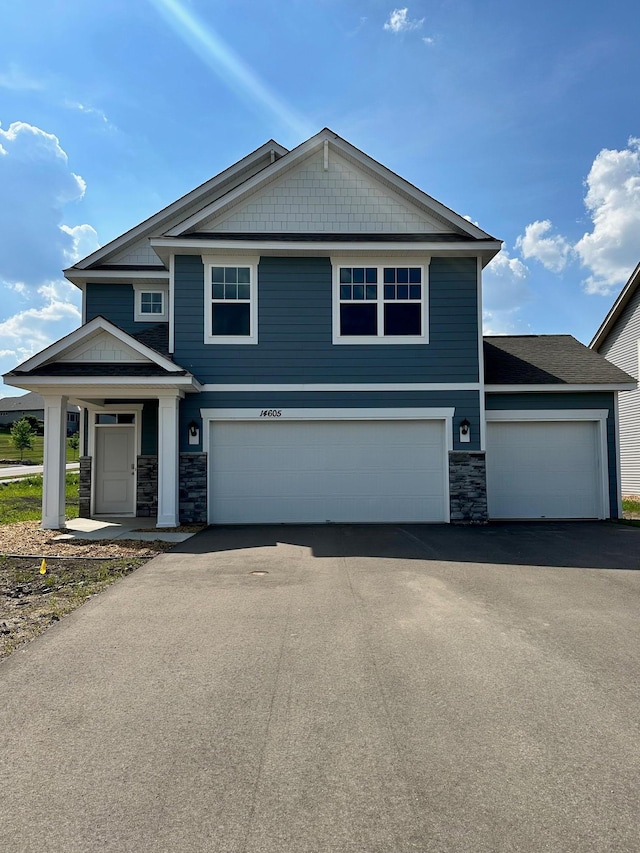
208;419;447;524
598;287;640;495
486;420;603;519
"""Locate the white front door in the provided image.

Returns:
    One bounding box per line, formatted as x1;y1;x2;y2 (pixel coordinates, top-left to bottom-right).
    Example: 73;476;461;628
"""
94;426;136;514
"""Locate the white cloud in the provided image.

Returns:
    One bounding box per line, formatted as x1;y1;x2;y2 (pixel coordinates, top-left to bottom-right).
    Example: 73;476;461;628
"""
516;220;572;273
574;137;640;294
0;280;81;366
482;250;532;334
0;121;97;285
384;8;424;33
422;37;435;46
60;224;100;264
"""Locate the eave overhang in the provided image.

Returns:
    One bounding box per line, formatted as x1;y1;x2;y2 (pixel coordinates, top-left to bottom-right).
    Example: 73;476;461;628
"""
149;236;502;268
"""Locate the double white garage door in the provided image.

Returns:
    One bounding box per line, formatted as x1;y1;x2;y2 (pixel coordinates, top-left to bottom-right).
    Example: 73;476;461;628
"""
207;415;607;524
209;419;448;524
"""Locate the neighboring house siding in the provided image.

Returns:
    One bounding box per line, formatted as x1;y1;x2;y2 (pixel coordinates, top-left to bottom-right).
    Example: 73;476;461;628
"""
178;389;481;454
597;287;640;495
85;284;159;336
173;255;480;383
486;392;618;516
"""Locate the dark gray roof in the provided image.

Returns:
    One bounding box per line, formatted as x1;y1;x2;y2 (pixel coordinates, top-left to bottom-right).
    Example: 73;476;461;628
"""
484;335;635;386
131;323;171;357
9;363;186;378
183;232;475;242
0;392;79;412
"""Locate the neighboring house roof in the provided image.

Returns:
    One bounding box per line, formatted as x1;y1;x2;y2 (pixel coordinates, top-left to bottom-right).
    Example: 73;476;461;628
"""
484;335;636;388
590;261;640;350
0;391;79;413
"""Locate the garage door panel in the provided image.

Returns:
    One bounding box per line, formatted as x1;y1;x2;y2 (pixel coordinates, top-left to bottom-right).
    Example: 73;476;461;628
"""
209;419;446;524
487;421;602;519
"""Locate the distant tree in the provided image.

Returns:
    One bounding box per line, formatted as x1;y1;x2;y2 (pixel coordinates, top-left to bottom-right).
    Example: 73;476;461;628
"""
68;432;80;459
10;418;35;461
23;414;40;432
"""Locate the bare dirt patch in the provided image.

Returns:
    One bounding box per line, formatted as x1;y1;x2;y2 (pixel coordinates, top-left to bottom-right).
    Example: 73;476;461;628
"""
0;521;177;660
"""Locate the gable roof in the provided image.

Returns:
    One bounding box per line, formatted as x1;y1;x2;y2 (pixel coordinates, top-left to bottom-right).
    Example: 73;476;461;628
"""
590;261;640;350
66;139;288;273
484;335;636;388
64;128;501;284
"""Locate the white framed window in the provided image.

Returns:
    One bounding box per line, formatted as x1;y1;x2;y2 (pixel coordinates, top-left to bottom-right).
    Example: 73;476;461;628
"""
202;255;258;345
332;260;429;344
133;283;168;322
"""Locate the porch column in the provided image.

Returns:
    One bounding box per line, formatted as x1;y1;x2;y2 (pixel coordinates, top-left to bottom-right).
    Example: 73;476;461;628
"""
41;394;68;529
157;392;180;527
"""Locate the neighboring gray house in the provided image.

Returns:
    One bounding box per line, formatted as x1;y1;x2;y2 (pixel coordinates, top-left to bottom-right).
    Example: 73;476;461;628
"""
590;262;640;495
0;392;80;435
2;128;634;528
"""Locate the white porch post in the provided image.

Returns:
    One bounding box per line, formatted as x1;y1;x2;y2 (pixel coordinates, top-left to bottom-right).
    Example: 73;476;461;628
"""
157;392;180;527
41;394;68;529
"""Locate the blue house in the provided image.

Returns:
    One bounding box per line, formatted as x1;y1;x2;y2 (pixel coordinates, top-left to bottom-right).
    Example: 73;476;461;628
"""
3;129;634;528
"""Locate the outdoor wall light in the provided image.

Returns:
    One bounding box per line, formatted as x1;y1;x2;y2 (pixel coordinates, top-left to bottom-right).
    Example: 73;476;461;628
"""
459;418;471;443
188;420;200;445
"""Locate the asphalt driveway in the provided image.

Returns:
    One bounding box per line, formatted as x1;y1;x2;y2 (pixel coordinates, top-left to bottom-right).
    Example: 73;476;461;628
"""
1;521;639;852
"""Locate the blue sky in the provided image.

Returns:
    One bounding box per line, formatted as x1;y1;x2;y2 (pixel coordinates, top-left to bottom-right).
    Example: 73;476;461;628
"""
1;0;639;395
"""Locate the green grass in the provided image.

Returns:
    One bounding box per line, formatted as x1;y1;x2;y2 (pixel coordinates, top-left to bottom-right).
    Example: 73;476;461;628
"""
622;497;640;514
0;429;79;465
0;473;79;524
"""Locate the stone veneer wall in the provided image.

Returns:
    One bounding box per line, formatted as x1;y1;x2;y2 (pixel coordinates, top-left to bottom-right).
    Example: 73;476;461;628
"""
136;455;158;517
179;453;207;523
449;451;487;523
79;456;92;518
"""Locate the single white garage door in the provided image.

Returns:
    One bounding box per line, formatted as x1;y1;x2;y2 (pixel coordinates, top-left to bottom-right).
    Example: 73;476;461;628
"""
486;420;603;519
209;419;447;524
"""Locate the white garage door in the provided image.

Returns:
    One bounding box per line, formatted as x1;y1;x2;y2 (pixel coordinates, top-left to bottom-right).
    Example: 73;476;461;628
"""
209;419;447;524
486;420;603;519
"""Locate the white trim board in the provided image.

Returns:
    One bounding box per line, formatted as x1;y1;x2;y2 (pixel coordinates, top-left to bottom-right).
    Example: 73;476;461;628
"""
201;407;455;422
486;409;609;422
201;383;480;392
485;384;635;392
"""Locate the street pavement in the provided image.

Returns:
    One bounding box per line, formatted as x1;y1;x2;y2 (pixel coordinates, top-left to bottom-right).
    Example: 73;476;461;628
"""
1;521;639;852
0;461;79;482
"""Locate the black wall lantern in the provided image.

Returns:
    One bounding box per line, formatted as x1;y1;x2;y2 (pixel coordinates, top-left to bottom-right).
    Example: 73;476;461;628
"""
459;418;471;443
188;420;200;445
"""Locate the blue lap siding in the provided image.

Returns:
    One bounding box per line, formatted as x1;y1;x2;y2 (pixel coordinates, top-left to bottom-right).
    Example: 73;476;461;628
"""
173;255;480;384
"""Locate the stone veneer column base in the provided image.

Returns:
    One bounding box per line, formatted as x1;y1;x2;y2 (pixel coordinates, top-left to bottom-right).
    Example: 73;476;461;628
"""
79;456;92;518
179;453;208;524
449;451;488;524
136;456;158;517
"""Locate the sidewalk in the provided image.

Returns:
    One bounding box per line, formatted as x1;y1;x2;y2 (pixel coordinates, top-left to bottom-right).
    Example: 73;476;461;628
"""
0;461;79;482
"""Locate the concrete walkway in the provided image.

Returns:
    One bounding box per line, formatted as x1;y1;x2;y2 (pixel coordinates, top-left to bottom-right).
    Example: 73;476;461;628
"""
53;516;201;544
1;521;639;852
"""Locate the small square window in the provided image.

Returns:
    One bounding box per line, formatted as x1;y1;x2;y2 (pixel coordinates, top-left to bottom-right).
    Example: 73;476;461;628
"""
134;285;168;321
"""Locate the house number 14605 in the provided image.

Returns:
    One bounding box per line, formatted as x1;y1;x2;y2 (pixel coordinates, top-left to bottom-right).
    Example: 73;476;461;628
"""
260;409;282;417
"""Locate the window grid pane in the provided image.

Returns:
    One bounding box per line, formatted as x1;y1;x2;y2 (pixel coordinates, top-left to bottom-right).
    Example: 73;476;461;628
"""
339;265;423;337
210;265;253;338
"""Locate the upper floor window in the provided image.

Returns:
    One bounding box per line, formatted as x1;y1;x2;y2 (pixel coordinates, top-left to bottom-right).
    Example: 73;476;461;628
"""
133;283;168;322
333;262;428;344
203;256;258;344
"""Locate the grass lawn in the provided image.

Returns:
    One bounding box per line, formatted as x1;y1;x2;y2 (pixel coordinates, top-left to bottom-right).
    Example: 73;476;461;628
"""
0;429;79;465
0;473;79;524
